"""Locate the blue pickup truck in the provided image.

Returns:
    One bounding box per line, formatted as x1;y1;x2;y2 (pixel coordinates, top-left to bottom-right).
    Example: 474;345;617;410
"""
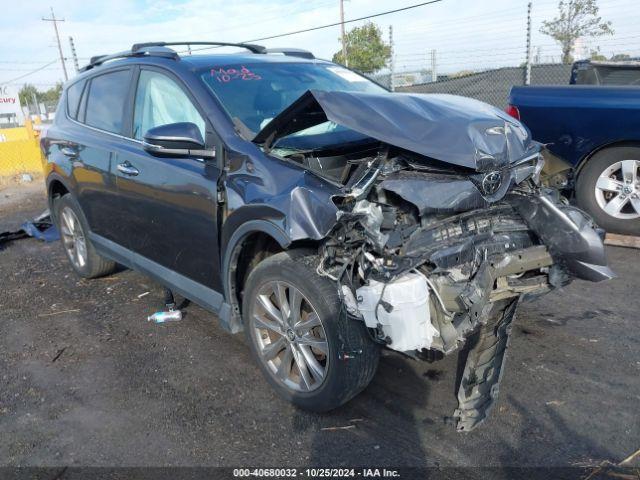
508;61;640;235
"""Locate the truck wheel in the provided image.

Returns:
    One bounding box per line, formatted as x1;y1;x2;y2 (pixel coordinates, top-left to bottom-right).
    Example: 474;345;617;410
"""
242;250;379;412
54;194;117;278
576;147;640;236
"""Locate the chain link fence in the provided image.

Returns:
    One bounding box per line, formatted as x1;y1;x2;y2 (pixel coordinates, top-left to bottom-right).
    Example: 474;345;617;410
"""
368;63;573;108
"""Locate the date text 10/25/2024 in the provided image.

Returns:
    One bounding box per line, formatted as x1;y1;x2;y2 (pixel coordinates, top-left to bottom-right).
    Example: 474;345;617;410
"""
233;468;401;478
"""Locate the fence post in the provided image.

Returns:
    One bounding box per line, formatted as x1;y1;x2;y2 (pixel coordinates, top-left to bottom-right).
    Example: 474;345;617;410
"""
431;49;437;82
389;25;395;91
524;2;532;85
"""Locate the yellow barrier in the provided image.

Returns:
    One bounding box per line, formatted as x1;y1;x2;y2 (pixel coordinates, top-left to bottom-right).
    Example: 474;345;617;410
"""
0;138;44;176
0;127;31;142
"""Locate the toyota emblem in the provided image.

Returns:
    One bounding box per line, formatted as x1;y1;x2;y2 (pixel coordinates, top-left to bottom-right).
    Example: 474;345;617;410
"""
481;171;502;195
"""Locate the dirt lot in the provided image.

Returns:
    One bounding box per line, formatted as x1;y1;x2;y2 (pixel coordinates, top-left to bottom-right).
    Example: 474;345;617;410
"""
1;182;639;470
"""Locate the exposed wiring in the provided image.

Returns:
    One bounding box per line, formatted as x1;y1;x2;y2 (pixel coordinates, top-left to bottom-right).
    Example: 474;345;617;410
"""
412;268;451;316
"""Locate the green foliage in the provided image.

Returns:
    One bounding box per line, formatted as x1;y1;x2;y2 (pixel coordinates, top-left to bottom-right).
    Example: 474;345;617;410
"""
332;22;391;74
18;82;63;108
590;48;632;61
610;53;631;61
18;84;39;108
540;0;614;64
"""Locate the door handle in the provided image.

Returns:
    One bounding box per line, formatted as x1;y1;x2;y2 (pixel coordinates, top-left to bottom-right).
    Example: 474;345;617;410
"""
117;162;139;176
60;146;78;158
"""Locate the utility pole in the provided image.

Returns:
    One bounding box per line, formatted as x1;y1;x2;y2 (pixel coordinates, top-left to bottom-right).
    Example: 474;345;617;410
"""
389;25;395;92
69;36;79;73
43;7;68;81
431;49;437;82
340;0;348;66
524;2;532;85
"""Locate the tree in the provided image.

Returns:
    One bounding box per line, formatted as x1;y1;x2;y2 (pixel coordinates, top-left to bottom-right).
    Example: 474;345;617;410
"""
332;22;391;74
19;84;40;108
18;82;63;111
610;53;631;61
540;0;613;64
40;82;63;103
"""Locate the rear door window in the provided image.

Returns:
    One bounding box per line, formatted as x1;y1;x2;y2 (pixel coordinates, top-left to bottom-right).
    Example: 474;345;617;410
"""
85;69;131;134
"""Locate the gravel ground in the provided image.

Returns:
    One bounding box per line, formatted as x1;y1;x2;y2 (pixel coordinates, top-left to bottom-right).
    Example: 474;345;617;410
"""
0;183;638;470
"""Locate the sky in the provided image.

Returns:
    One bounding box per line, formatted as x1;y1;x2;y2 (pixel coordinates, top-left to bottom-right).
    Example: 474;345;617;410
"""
1;0;639;89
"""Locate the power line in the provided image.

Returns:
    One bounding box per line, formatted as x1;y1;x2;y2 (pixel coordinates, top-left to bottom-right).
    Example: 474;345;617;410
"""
244;0;444;43
0;66;61;72
0;59;59;64
0;60;58;84
189;0;443;52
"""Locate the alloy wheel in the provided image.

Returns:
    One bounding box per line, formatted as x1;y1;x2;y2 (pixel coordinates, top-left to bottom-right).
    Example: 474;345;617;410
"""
594;159;640;220
59;207;88;269
250;281;329;392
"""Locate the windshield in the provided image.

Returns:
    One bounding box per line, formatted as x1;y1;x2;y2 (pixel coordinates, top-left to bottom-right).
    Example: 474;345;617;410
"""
199;62;386;134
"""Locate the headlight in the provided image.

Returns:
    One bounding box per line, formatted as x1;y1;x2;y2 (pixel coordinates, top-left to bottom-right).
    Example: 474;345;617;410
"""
512;153;545;185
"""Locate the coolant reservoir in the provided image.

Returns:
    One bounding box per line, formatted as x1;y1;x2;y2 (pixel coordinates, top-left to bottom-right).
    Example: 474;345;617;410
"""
356;273;439;352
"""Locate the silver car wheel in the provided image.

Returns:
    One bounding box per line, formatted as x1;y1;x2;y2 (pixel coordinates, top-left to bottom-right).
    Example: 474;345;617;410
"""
594;159;640;220
250;280;329;392
59;206;87;269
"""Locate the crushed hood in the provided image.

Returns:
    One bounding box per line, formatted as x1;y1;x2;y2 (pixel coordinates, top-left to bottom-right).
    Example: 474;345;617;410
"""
253;90;538;171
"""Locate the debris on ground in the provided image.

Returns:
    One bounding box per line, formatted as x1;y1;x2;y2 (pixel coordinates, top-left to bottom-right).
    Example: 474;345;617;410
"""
0;209;59;250
320;425;356;432
605;233;640;249
52;347;67;363
620;448;640;466
38;309;80;318
147;310;182;324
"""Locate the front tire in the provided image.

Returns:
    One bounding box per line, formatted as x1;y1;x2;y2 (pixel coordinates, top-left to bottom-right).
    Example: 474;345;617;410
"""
576;146;640;235
54;194;117;278
242;250;379;412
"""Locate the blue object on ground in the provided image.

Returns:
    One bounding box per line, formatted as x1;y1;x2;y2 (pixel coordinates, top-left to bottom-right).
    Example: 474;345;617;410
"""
20;220;59;242
0;210;59;250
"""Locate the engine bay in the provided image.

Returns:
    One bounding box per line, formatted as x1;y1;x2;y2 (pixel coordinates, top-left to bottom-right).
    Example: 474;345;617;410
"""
275;144;612;431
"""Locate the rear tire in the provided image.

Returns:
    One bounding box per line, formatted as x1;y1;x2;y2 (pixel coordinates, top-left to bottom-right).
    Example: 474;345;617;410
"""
54;194;117;278
576;147;640;236
242;250;379;412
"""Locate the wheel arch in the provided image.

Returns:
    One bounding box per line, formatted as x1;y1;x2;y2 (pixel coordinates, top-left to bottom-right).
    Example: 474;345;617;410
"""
222;220;324;327
46;174;73;221
222;221;289;326
575;140;640;176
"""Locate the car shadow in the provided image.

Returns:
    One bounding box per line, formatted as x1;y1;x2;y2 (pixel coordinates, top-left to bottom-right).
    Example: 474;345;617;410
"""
291;351;437;467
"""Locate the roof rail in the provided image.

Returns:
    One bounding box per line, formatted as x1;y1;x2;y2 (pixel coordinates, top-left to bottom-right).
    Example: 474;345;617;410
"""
80;46;178;72
131;41;266;54
265;48;315;59
79;42;313;73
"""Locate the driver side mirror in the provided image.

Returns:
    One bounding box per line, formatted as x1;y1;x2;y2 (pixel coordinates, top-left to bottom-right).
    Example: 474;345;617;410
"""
143;122;215;159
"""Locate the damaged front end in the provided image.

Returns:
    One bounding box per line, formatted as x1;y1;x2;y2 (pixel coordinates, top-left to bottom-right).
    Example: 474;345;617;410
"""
255;90;614;431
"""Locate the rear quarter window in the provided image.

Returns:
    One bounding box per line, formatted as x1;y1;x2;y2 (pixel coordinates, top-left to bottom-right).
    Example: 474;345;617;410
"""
85;69;131;134
66;80;86;120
